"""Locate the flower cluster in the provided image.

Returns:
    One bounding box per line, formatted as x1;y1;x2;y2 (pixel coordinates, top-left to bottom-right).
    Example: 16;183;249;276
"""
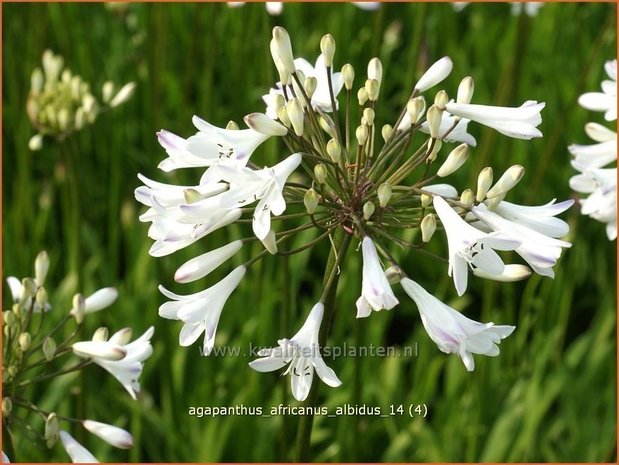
27;50;135;151
569;59;617;240
136;26;572;401
2;252;154;462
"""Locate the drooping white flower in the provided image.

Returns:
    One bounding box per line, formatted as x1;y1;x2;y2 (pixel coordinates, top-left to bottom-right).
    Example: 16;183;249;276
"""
569;139;617;170
263;56;344;118
249;302;341;401
471;203;572;278
83;420;133;449
72;340;126;361
174;240;243;283
69;287;118;318
159;266;246;354
356;237;399;318
445;100;545;139
578;59;617;121
414;56;453;93
216;153;302;240
401;278;515;371
433;195;520;296
59;431;98;463
93;326;155;400
492;199;574;238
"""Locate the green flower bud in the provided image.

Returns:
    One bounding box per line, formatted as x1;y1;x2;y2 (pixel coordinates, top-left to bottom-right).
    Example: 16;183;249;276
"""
35;251;50;286
314;164;328;184
381;124;393;142
102;81;115;104
363;201;376;220
28;133;43;151
357;87;368;106
72;293;85;324
2;398;12;417
303;188;320;215
35;287;48;310
421;193;432;208
460;188;475;208
43;337;56;361
377;183;392;208
326;139;341;163
342;63;354;90
421;214;437;242
225;120;239;130
304;76;318;99
320;34;336;68
45;413;60;448
18;332;32;352
355;125;368;146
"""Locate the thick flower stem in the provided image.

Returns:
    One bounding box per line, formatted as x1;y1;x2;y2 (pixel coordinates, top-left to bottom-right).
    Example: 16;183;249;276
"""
295;229;351;462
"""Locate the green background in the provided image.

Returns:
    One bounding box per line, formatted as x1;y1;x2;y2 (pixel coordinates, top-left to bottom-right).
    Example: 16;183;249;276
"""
2;1;616;462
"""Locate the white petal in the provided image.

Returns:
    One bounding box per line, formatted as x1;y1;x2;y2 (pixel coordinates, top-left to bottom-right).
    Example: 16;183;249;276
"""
83;420;133;449
59;431;98;463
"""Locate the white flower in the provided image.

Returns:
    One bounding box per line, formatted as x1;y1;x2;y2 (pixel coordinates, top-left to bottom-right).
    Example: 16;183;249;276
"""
249;302;341;401
83;420;133;449
433;196;520;296
471;203;572;278
59;430;98;463
352;2;380;10
569;139;617;170
570;166;617;240
420;113;477;146
72;340;126;361
2;451;10;463
356;237;399;318
216;153;302;240
174;240;243;283
69;287;118;317
578;60;617;121
93;326;155;400
5;276;51;312
414;56;453;93
401;278;515;371
445;100;545;139
263;56;344;117
159;266;246;354
492;199;574;238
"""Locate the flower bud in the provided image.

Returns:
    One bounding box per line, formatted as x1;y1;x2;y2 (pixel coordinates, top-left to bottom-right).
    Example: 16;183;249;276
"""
381;124;393;141
357;125;369;146
486;165;524;199
476;167;493;202
75;108;85;130
460;188;475;208
31;68;44;95
21;278;37;302
102;81;115;103
57;108;70;132
326;139;341;163
277;106;291;127
304;76;317;99
245;112;288;136
434;90;448;108
110;82;135;108
35;251;50;286
83;420;134;449
43;337;56;361
367;57;382;97
473;264;531;282
363;201;376;220
304;188;320;214
259;229;278;255
385;265;404;285
357;87;368;106
314;164;328;184
407;97;426;124
111;327;133;346
2;398;12;417
272;26;295;74
92;327;109;342
457;76;474;104
365;79;379;101
426;105;442;139
421;193;432;208
421;214;437;242
585;122;616;142
437;143;468;177
29;134;43;151
45;413;60;448
426;138;442;162
363;107;375;126
286;98;304;137
414;56;453;92
319;115;337;139
35;287;48;312
226;120;239;130
320;34;336;68
485;193;505;211
18;332;32;352
342;64;354;90
377;183;392;208
72;294;86;324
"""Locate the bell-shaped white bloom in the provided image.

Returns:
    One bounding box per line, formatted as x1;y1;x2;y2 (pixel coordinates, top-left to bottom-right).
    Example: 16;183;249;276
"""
420;113;477;146
414;56;453;93
445;100;545;139
433;196;520;296
356;237;399;318
493;199;574;238
401;278;515;371
59;431;98;463
569;139;617;169
175;240;243;283
578;59;617;121
471;203;572;277
93;326;155;400
5;277;51;312
249;302;341;401
263;55;344;118
72;340;126;361
159;266;246;354
216;153;302;240
83;420;133;449
570;165;617;240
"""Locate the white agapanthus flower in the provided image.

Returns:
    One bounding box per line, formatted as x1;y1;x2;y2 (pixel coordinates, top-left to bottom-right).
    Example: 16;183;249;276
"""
59;431;98;463
356;236;399;318
492;199;574;238
249;302;342;401
570;166;617;240
420;113;477;146
401;278;515;371
83;420;133;449
433;196;521;296
578;59;617;121
5;276;51;312
452;2;543;16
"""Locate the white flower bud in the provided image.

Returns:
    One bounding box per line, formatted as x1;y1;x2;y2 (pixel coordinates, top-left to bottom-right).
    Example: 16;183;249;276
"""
109;82;135;108
61;69;72;84
28;134;43;151
72;294;86;324
111;327;133;346
421;193;432;208
102;81;115;104
35;287;48;311
320;34;336;68
304;76;317;99
314;164;328;184
363;201;376;220
460;188;474;208
476;167;493;202
18;332;32;352
342;63;355;90
31;68;44;95
486;165;524;199
485;193;505;211
43;337;56;361
35;251;50;286
45;413;60;448
437;143;468;177
244;112;287;136
363;107;375;126
584;122;616;142
473;264;531;282
426;105;442;139
175;241;243;283
3;397;12;417
319;115;337;139
304;188;320;214
365;79;379;101
357;87;368;106
381;124;393;141
421;214;437;242
367;57;382;97
426;138;442;162
326;139;341;163
356;125;369;146
83;420;133;449
434;90;448;108
286;98;304;137
74;108;85;130
385;265;404;285
407;97;426;124
272;26;295;74
414;56;453;92
457;76;474;104
277;106;291;127
226;120;239;130
92;327;109;342
270;39;291;85
79;288;118;314
377;183;392;208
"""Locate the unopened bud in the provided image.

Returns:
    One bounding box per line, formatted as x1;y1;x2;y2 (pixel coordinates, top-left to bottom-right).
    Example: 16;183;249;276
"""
414;56;453;92
57;108;70;132
319;115;337;139
326;139;341;163
460;189;475;208
457;76;474;104
92;327;109;342
421;214;437;242
304;76;317;99
304;188;320;214
286;99;304;137
35;287;48;311
75;108;85;130
356;125;369;146
43;337;56;361
272;26;295;74
377;183;392;208
110;82;135;108
426;105;442;139
29;133;43;151
385;265;404;284
35;251;50;286
72;294;86;324
226;120;239;130
357;87;368;106
363;201;376;220
2;398;12;417
342;64;355;90
426;138;442;162
45;413;60;448
363;107;375;126
476;167;493;202
112;327;133;346
367;57;382;97
18;332;32;352
320;34;336;68
434;90;448;108
437;143;468;177
365;79;379;101
421;193;432;208
407;97;426;124
485;193;505;211
102;81;115;103
277;106;291;127
486;165;524;199
314;164;328;184
381;124;393;141
261;229;278;255
31;68;44;95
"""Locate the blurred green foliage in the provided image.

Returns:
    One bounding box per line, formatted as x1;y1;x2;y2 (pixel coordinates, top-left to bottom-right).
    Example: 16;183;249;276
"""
2;2;616;462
